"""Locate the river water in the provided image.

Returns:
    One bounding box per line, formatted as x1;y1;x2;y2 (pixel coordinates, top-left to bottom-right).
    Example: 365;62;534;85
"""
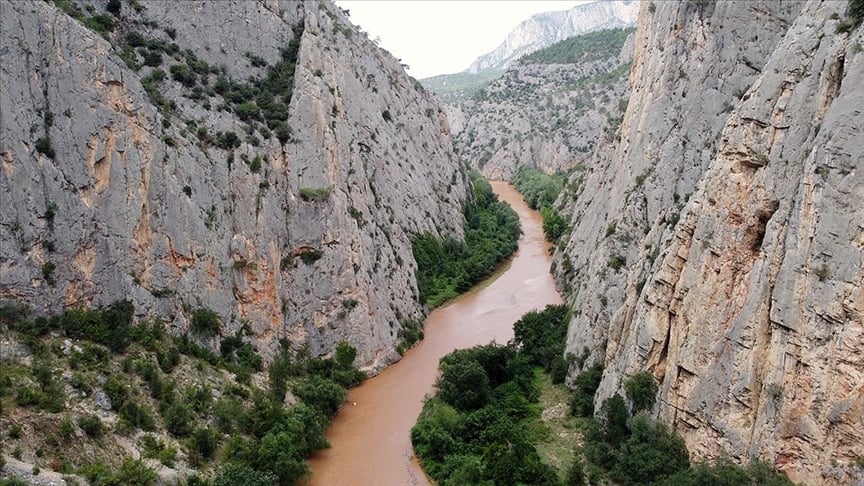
306;182;563;486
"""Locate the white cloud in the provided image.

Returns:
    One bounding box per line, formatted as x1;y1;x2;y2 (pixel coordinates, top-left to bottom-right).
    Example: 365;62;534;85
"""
335;1;587;79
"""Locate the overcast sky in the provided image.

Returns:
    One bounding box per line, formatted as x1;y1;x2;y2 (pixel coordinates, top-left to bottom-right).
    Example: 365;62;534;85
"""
334;1;587;79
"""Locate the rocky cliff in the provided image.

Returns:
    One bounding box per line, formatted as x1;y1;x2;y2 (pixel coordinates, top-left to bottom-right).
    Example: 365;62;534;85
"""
0;0;468;371
450;28;634;180
554;0;863;483
468;0;640;74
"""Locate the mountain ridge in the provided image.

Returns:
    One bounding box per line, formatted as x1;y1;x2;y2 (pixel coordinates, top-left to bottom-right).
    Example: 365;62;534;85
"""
468;0;639;73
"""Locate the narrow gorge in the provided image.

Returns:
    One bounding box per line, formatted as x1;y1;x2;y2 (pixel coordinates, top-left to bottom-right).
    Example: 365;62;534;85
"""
1;0;862;485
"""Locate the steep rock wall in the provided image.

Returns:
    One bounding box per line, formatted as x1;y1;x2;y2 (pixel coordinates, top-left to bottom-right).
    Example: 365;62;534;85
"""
557;0;802;371
556;0;863;483
0;0;467;371
452;33;634;180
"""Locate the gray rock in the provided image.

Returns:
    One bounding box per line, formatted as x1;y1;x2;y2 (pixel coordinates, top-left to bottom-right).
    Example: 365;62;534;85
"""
554;1;863;483
468;0;639;73
452;32;635;180
93;389;112;411
0;0;467;370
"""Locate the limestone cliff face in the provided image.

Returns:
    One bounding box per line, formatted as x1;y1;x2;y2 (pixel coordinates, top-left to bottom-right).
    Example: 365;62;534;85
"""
556;0;863;483
468;0;639;73
0;0;467;371
451;32;633;180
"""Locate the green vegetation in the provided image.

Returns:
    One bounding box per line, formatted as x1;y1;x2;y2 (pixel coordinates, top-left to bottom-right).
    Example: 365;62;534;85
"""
51;0;116;37
190;308;220;336
413;300;794;485
836;0;864;33
412;172;521;308
0;299;367;484
625;371;658;413
511;166;569;243
299;187;332;202
519;28;636;65
411;344;559;485
298;248;324;265
569;363;604;417
608;254;626;271
575;390;794;485
395;318;424;355
513;304;570;383
35;137;55;158
420;69;505;103
541;208;568;243
511;166;567;210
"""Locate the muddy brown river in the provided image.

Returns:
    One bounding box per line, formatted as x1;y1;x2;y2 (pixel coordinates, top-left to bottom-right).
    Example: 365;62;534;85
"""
306;182;563;486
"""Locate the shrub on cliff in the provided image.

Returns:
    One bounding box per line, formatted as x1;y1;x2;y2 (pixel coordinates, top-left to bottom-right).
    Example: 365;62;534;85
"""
625;371;658;413
190;308;220;336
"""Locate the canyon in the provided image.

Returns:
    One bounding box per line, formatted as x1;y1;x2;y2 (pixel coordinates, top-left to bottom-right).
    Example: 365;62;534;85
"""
0;0;862;484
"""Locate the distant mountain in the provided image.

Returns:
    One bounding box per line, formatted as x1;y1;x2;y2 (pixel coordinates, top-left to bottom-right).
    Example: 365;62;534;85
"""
450;27;636;180
421;0;638;102
467;0;639;73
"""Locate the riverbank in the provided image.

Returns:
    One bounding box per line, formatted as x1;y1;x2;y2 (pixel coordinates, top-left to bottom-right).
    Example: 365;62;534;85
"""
306;182;562;486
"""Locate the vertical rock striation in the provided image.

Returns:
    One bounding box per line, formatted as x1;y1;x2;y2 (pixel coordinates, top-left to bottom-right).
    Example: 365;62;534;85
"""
0;0;468;371
555;0;862;483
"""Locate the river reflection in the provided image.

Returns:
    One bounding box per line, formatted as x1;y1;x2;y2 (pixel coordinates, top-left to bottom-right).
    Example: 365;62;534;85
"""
306;182;562;486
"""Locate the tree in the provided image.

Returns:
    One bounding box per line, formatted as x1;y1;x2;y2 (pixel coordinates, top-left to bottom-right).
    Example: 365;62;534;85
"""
214;463;277;486
254;431;308;485
512;304;569;371
599;394;629;448
541;207;568;242
610;415;690;483
625;371;658;413
163;401;193;437
570;363;604;417
436;357;490;411
292;375;346;418
334;341;357;368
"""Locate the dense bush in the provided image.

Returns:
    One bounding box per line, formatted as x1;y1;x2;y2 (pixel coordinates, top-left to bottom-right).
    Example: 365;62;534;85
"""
0;298;370;484
163;401;193;437
35;137;55;158
625;371;658;413
541;207;568;243
437;357;490;411
214;463;277;486
569;363;604;417
190;308;220;336
52;299;135;352
78;414;103;437
412;344;557;485
511;166;569;243
610;415;690;484
511;165;566;210
412;172;521;308
575;391;794;485
655;457;795;486
292;375;347;418
512;304;569;379
837;0;864;33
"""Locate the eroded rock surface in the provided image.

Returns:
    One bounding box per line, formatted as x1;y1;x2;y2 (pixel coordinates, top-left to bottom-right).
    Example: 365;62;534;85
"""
555;1;862;483
0;0;467;371
452;32;634;180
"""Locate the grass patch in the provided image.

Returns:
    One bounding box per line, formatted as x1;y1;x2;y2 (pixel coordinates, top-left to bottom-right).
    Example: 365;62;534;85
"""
535;371;584;481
